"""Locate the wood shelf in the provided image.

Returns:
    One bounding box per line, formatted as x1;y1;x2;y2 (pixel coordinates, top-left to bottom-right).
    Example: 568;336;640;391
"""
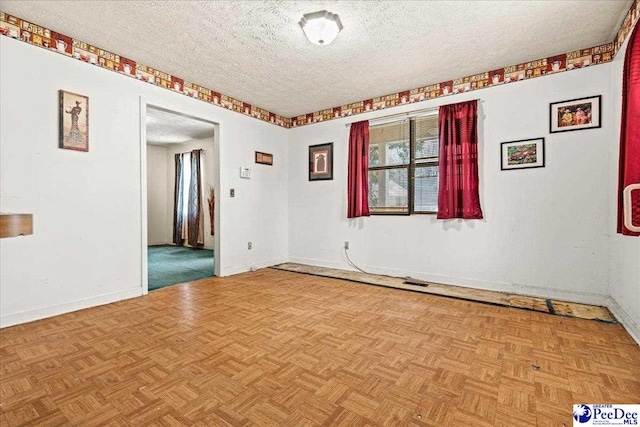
0;214;33;238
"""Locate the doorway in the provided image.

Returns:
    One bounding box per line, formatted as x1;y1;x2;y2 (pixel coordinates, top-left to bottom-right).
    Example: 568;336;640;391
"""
144;105;217;291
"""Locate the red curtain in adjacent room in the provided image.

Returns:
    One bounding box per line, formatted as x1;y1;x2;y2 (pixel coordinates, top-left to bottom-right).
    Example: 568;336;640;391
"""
617;23;640;236
437;100;483;219
347;120;371;218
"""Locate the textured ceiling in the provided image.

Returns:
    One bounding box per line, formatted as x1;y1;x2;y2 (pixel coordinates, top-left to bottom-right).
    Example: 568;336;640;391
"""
146;107;214;145
1;1;631;117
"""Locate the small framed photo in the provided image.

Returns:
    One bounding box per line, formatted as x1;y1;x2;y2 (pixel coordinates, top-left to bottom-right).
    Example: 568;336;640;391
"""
59;90;89;151
550;95;601;133
255;151;273;165
501;138;545;171
309;143;333;181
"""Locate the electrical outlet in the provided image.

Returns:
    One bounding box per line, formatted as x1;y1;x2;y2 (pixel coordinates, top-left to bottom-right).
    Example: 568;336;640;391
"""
230;188;235;197
344;241;349;250
248;242;252;250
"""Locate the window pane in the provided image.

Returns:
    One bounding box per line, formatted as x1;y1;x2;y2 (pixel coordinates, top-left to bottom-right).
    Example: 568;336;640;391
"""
414;115;439;160
368;168;409;212
369;121;410;167
414;165;438;213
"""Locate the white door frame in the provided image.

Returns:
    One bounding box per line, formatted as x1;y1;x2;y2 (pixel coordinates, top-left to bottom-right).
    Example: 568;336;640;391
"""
139;97;221;295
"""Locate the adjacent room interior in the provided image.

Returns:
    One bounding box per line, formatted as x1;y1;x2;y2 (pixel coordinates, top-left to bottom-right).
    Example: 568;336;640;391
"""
145;106;216;291
0;1;639;426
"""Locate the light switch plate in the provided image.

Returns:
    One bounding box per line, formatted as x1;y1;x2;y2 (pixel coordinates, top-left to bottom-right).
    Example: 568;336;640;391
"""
240;167;251;179
230;189;235;197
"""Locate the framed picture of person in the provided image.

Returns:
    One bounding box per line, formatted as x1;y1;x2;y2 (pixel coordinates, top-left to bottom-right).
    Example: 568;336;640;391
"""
309;143;333;181
59;90;89;151
549;95;601;133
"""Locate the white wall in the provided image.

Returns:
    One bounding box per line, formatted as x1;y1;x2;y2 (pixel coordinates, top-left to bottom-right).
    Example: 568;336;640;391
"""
0;37;289;327
146;145;169;245
165;137;216;250
1;32;636;336
608;38;640;343
288;64;617;306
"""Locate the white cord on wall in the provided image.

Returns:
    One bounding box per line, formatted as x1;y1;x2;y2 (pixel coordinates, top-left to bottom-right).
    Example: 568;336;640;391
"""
343;247;370;274
343;247;429;286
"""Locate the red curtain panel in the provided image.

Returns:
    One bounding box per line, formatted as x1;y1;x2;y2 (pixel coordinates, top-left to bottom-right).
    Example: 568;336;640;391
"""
347;120;371;218
437;100;483;219
618;23;640;236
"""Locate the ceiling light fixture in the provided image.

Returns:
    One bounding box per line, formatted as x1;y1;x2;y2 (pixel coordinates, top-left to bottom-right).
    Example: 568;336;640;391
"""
299;10;343;46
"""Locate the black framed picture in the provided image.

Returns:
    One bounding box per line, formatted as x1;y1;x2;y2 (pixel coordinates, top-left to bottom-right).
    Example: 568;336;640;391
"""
309;143;333;181
550;95;601;133
501;138;545;171
255;151;273;165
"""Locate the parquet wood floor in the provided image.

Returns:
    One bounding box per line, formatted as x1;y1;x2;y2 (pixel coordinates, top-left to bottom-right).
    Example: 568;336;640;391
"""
1;269;638;426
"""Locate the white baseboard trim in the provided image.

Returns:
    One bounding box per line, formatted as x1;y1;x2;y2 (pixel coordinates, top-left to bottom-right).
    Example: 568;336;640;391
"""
288;256;610;306
0;286;142;328
607;297;640;345
222;257;288;277
148;242;214;250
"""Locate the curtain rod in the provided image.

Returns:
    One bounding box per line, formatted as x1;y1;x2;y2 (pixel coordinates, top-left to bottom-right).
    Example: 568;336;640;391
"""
344;99;481;127
178;148;204;154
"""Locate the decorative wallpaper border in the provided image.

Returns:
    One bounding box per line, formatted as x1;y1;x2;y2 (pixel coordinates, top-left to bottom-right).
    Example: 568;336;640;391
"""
291;0;639;127
1;1;638;129
0;12;292;128
615;0;640;53
291;42;616;126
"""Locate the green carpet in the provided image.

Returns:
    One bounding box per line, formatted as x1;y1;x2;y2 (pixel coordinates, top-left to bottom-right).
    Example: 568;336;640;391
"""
148;245;214;291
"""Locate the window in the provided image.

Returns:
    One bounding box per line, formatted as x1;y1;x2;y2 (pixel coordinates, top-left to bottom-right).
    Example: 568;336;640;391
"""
368;114;439;214
180;152;192;221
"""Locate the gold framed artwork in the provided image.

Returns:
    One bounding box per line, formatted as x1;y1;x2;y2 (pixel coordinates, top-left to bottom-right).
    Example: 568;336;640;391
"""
255;151;273;165
59;90;89;151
